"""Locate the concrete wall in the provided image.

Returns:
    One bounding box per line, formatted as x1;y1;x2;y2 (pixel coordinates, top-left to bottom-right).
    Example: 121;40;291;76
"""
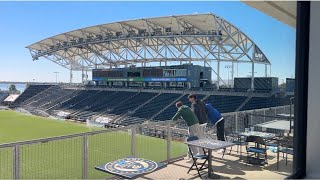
306;1;320;178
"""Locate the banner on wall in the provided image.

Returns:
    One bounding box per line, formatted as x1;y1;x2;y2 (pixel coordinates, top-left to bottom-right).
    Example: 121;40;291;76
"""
93;77;187;82
253;45;268;63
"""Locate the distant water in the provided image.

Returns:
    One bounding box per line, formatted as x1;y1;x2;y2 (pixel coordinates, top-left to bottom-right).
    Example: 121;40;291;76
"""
0;83;27;93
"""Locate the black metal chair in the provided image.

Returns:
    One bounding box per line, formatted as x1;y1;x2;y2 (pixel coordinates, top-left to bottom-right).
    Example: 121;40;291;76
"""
225;127;248;157
186;136;208;178
277;136;294;169
245;135;268;166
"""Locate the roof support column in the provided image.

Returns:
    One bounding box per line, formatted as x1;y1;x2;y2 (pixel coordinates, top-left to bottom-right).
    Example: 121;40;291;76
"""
189;45;192;64
251;62;255;90
232;62;234;88
70;67;73;84
237;63;239;77
95;57;97;69
217;60;220;90
82;67;84;84
270;65;272;77
265;64;268;77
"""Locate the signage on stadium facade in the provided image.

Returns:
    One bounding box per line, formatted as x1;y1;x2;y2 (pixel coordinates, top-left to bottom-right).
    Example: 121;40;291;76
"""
145;77;187;82
92;77;187;82
253;45;268;63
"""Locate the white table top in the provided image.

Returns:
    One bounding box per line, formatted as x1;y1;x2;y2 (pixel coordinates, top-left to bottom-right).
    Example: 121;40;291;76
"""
239;131;276;139
255;120;294;131
185;138;235;150
277;113;294;118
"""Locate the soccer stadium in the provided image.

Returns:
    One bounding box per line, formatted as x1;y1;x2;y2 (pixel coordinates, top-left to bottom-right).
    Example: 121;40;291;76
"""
0;5;298;179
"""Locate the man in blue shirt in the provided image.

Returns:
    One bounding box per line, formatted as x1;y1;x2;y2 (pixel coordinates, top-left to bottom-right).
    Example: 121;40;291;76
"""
203;101;225;141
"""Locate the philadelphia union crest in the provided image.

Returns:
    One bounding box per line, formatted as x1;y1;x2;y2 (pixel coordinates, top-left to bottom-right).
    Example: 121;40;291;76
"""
104;158;158;175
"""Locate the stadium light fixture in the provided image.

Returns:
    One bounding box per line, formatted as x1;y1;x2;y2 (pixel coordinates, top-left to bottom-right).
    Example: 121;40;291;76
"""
225;65;232;87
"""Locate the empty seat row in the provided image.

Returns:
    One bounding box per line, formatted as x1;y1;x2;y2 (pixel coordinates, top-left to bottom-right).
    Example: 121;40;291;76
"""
11;85;53;106
132;93;181;119
240;96;293;111
154;94;205;121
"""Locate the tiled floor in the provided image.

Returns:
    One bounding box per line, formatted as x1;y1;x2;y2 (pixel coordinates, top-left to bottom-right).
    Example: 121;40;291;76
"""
141;148;292;179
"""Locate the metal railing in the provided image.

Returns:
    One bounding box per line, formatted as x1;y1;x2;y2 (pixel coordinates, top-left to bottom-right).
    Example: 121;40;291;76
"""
0;121;186;179
221;105;294;133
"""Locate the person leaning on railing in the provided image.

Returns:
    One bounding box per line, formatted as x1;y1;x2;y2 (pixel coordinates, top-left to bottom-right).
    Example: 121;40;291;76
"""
171;101;202;162
188;94;208;139
202;100;225;141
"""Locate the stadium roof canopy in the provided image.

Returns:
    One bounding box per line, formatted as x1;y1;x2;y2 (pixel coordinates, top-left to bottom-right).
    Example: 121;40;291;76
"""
26;13;271;71
242;1;296;28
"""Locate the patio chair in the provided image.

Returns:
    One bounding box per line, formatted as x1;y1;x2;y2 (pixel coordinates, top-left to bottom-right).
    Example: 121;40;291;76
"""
186;136;208;179
245;135;268;166
277;136;294;170
261;129;282;157
225;127;248;157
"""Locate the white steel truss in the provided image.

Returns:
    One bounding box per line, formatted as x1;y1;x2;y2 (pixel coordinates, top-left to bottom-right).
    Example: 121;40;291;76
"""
27;13;271;71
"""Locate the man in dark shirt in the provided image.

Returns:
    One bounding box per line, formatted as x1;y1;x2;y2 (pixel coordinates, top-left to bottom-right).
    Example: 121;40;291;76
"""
188;94;208;139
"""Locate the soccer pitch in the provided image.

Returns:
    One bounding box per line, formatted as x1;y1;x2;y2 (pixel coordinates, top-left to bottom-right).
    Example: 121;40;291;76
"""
0;110;187;179
0;110;96;144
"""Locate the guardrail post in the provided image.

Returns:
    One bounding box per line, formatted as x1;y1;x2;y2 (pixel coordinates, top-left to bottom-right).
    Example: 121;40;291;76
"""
131;127;136;157
166;122;171;163
82;135;88;180
13;145;20;180
235;113;238;132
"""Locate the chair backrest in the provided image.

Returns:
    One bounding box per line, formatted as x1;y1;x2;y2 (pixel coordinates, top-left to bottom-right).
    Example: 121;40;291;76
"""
281;136;294;148
224;127;237;141
187;135;207;155
224;127;233;136
246;135;265;145
187;135;199;142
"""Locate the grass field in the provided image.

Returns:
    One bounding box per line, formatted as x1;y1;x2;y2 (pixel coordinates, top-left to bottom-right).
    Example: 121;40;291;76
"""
0;110;97;144
0;110;187;179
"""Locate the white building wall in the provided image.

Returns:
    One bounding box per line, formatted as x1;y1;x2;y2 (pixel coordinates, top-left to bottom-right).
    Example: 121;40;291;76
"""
306;1;320;178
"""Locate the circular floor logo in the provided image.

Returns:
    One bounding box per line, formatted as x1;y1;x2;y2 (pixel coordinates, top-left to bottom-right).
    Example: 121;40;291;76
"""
105;158;158;175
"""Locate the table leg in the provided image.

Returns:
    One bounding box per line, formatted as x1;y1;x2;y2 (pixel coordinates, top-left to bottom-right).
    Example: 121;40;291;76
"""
208;149;213;178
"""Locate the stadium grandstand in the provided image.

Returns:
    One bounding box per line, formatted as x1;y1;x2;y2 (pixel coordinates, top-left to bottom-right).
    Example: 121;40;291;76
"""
10;13;292;127
0;91;9;105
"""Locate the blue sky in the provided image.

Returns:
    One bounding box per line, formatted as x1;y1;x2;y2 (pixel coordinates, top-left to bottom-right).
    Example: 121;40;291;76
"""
0;1;296;83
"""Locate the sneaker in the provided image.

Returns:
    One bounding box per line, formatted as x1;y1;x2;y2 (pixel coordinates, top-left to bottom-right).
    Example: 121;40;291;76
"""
184;156;191;160
185;159;194;163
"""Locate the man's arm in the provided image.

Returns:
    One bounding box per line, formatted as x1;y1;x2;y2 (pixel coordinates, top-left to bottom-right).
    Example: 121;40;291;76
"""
172;110;181;121
191;103;195;112
204;103;208;115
